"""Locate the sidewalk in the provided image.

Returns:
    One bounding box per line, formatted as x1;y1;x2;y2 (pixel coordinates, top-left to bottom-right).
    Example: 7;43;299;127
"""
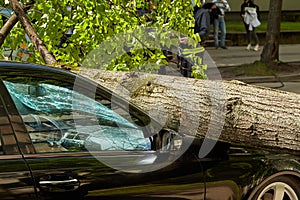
205;44;300;67
205;44;300;94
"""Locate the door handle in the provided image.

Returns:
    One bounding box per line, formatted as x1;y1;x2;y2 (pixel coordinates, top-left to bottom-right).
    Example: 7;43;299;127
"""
39;178;80;192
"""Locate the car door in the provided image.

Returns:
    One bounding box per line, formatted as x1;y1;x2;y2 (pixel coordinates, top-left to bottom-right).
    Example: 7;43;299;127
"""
0;64;205;199
198;139;268;200
0;80;36;199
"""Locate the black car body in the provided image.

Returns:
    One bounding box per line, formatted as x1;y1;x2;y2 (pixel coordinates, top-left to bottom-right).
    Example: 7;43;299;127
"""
0;61;299;200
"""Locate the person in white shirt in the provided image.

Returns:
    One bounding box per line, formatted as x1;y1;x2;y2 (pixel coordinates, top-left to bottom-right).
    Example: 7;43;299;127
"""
240;0;260;51
212;0;231;49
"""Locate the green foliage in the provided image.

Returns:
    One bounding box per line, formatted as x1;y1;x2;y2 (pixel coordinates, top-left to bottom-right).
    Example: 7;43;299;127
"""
1;0;207;78
192;62;208;79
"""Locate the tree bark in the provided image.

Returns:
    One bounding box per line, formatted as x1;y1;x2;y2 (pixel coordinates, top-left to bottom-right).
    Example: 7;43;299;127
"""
260;0;282;64
77;68;300;153
9;0;57;64
0;15;18;48
0;2;34;48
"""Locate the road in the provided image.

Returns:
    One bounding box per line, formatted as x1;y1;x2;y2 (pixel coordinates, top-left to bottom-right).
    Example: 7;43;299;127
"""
205;44;300;94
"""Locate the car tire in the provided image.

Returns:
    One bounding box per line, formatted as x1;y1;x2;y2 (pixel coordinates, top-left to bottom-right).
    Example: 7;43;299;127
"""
250;175;300;200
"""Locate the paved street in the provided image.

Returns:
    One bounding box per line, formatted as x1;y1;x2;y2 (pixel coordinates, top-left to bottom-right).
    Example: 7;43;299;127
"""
206;44;300;67
205;44;300;94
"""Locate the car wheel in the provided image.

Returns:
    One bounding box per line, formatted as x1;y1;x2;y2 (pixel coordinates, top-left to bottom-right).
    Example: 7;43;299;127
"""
251;176;300;200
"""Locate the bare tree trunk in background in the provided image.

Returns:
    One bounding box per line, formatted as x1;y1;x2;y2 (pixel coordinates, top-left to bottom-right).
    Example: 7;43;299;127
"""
77;68;300;153
9;0;57;64
260;0;282;65
0;2;34;47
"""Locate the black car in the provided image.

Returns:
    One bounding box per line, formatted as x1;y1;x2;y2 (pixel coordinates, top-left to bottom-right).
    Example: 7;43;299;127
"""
0;61;299;200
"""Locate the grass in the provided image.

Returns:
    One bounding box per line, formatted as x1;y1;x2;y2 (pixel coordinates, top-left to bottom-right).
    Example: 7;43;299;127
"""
232;61;276;76
226;21;300;32
229;60;300;77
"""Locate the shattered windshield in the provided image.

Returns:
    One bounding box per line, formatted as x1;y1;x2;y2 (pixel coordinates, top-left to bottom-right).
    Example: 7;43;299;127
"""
5;81;136;128
4;80;151;152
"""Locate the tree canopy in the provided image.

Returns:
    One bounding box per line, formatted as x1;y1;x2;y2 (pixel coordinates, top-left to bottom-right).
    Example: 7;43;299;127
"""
1;0;196;71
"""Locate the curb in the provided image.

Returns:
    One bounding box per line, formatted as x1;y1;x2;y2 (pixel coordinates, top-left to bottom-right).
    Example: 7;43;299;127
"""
223;74;300;84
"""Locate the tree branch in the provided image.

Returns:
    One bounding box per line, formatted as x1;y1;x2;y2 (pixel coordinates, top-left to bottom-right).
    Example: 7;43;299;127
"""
9;0;57;64
0;2;34;48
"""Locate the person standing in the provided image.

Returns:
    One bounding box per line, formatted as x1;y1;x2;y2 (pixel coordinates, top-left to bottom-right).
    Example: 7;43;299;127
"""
193;0;211;44
212;0;231;49
240;0;260;51
179;0;210;77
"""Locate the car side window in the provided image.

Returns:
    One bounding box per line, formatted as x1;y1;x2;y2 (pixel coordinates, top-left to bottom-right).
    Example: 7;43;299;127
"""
3;79;151;153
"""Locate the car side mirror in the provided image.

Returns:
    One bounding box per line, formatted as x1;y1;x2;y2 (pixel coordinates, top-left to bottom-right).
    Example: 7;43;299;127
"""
153;130;183;152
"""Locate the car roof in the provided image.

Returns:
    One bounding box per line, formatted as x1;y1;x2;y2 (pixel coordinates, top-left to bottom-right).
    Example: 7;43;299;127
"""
0;61;77;76
0;61;100;90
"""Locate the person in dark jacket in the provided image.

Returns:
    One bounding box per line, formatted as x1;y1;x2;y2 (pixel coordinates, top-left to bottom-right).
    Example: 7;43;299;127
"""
178;0;210;77
193;0;211;43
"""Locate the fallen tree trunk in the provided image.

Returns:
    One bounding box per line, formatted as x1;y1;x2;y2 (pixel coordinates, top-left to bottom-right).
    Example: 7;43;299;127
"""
77;68;300;153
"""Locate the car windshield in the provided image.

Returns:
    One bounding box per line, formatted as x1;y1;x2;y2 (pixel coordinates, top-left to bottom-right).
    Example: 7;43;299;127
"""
5;81;136;128
4;80;151;152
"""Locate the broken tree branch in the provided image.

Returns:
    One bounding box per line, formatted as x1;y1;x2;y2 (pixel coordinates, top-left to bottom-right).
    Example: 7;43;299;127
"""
0;2;34;47
9;0;57;64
